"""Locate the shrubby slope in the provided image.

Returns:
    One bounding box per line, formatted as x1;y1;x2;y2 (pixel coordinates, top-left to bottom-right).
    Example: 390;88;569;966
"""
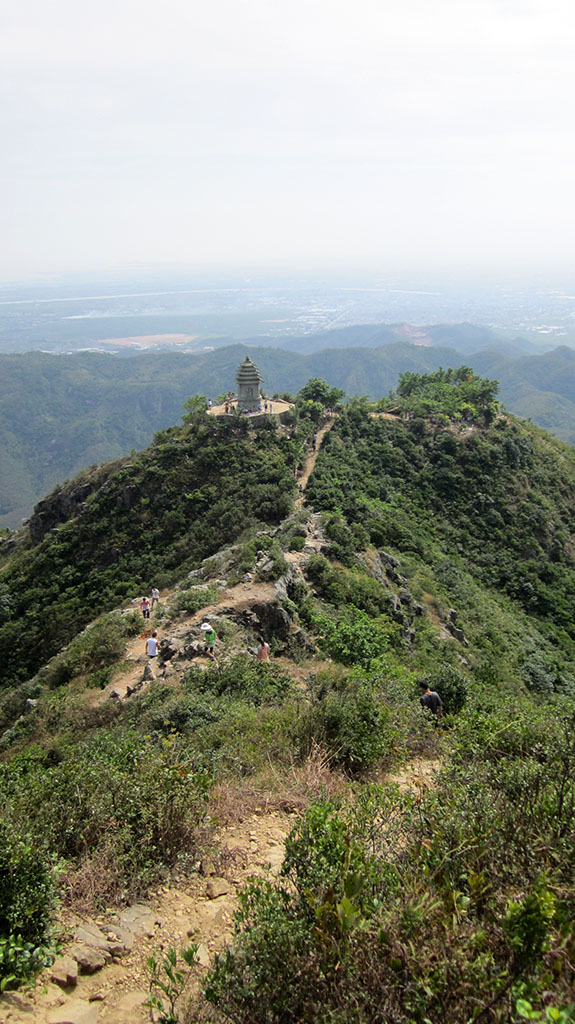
2;372;575;1018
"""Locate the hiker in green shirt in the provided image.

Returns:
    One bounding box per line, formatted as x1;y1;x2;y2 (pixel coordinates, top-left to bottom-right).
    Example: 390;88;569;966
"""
201;621;217;661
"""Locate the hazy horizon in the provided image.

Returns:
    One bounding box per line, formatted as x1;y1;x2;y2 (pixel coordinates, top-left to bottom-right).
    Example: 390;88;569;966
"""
3;0;575;280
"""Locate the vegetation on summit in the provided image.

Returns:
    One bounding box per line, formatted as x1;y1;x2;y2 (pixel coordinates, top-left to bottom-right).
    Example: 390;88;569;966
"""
4;342;575;524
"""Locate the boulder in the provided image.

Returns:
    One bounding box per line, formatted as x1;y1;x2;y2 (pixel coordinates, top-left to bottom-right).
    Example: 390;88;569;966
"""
389;595;404;624
116;990;148;1013
206;877;231;899
158;637;182;661
50;955;78;988
379;550;400;569
117;902;160;935
289;628;317;654
28;481;95;544
251;602;292;640
47;999;100;1024
69;943;110;974
182;640;206;659
73;924;110;950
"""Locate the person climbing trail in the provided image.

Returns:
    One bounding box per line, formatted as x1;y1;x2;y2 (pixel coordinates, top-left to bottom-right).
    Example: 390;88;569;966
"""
201;621;217;662
419;679;443;719
145;631;159;658
256;636;270;662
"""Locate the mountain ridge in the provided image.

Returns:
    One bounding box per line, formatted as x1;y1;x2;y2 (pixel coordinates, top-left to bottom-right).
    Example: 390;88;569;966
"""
2;371;575;1019
2;339;575;527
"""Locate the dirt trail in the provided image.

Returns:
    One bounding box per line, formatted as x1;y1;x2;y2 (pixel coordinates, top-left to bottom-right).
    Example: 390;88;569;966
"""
1;811;293;1024
96;414;337;705
96;415;335;706
1;757;441;1024
95;579;278;704
295;418;335;506
385;756;442;794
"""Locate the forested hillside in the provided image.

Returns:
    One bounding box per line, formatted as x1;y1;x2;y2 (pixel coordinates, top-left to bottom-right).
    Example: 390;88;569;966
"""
3;341;575;527
0;409;295;686
1;372;575;1023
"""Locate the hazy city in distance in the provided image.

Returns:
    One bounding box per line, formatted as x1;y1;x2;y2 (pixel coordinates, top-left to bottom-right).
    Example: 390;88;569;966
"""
2;268;575;354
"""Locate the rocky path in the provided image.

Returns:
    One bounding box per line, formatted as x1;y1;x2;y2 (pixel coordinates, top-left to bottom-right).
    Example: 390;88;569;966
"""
1;811;292;1024
94;414;336;705
95;580;279;704
1;751;440;1024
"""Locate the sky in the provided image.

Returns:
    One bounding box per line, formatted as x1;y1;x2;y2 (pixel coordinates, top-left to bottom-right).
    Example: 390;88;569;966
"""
2;0;575;280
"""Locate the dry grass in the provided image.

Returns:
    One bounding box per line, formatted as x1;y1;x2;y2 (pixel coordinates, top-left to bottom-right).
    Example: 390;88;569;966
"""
207;742;350;826
61;842;127;913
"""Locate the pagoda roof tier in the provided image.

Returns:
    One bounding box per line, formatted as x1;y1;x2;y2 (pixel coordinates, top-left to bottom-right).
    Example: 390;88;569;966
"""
236;356;263;386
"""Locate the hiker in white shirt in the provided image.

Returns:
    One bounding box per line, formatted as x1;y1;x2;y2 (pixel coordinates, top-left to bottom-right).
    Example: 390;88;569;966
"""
146;632;159;657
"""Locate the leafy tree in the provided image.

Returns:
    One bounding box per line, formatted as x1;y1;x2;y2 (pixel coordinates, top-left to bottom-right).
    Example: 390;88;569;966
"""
297;379;345;408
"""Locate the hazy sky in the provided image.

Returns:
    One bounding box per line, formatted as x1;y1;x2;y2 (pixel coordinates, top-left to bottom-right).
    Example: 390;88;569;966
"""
2;0;575;279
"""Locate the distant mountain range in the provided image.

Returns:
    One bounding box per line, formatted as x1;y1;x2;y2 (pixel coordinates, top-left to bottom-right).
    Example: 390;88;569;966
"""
2;334;575;527
273;322;538;356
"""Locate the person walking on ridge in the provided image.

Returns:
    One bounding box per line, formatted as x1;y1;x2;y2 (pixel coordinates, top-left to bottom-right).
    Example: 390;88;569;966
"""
151;587;160;611
419;679;443;719
256;637;270;662
146;631;159;658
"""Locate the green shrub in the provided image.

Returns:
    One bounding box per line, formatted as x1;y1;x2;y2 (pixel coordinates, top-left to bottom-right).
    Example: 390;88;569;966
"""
0;822;56;989
38;612;140;689
201;699;575;1023
314;607;389;669
296;676;395;772
426;663;469;714
1;733;209;899
288;535;305;552
190;702;300;776
305;555;388;616
203;797;383;1022
182;657;294;707
134;689;221;737
169;585;217;616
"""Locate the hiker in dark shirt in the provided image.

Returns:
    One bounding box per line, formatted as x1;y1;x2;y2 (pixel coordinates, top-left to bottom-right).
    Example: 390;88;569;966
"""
419;680;443;718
